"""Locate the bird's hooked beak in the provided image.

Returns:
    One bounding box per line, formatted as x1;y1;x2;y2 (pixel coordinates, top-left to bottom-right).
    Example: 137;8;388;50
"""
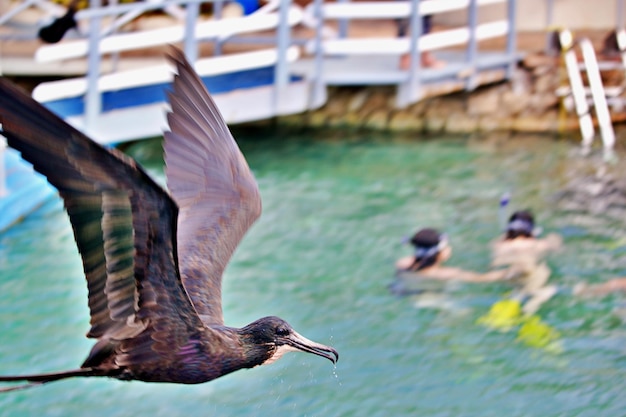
280;331;339;364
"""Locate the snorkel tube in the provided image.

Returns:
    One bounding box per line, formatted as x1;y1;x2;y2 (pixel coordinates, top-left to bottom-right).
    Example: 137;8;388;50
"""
498;192;511;233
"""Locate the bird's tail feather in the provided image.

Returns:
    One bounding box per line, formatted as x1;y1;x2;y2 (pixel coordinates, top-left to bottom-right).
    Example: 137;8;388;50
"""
0;382;46;393
0;368;93;393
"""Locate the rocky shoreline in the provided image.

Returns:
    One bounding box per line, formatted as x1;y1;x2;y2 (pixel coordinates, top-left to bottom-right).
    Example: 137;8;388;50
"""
276;53;626;136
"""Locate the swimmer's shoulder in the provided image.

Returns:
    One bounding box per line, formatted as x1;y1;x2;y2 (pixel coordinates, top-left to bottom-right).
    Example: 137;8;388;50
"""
493;233;562;254
395;256;416;271
541;233;563;251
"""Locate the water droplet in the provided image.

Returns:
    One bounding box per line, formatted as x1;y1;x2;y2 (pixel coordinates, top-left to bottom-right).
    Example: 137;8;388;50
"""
332;365;342;386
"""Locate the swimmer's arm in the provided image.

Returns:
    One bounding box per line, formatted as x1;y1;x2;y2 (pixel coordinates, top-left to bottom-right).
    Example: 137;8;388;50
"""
543;233;563;251
395;256;417;271
431;267;520;283
574;277;626;297
458;267;522;283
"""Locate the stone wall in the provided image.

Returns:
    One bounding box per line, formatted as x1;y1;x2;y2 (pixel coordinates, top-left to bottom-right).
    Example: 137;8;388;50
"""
277;54;626;136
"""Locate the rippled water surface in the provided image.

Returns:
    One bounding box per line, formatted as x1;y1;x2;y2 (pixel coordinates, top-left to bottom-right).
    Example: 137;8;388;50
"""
1;128;625;417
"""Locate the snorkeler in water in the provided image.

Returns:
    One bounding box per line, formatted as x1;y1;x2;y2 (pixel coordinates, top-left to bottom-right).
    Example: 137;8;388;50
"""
490;210;562;315
395;228;518;283
395;228;446;272
492;210;562;270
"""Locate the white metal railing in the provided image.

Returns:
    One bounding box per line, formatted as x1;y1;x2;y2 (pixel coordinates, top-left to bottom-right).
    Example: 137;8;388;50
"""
312;21;509;55
10;0;300;128
307;0;517;107
35;8;303;62
311;0;506;19
0;0;65;27
32;47;301;102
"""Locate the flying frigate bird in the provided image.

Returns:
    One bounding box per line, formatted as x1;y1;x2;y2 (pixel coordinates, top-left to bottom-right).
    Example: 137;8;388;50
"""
0;48;338;393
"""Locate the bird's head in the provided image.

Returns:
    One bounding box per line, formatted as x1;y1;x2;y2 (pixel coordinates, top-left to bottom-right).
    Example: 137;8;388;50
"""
239;316;338;367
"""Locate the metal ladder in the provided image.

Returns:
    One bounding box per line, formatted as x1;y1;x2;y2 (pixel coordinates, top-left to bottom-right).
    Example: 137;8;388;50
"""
559;29;618;161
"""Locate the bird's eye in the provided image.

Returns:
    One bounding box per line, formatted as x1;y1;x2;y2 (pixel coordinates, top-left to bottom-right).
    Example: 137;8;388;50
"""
276;327;290;336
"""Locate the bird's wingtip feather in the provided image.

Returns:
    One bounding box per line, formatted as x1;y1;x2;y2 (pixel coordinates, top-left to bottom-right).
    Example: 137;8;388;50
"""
165;46;188;74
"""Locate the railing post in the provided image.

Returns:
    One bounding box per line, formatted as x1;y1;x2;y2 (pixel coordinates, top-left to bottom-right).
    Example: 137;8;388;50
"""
337;0;348;39
0;134;6;198
506;0;517;79
85;0;103;128
274;0;290;114
275;0;290;89
544;0;554;53
214;0;224;55
311;0;324;108
399;0;422;107
184;0;200;63
465;0;478;90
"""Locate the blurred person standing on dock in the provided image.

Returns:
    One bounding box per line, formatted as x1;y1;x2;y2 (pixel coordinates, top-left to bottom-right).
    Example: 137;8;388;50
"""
396;13;445;69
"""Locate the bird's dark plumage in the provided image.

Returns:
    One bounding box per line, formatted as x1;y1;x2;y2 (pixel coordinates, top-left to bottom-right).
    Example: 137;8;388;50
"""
0;48;337;393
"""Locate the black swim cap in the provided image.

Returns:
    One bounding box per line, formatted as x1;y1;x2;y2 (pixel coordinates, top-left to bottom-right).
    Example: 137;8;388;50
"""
410;228;442;249
506;210;535;238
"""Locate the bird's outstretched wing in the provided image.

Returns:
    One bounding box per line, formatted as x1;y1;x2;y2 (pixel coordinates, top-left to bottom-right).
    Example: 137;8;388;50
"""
164;50;262;326
0;77;204;366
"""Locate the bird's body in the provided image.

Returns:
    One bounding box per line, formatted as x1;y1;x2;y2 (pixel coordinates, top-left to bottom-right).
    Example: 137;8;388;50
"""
0;49;337;393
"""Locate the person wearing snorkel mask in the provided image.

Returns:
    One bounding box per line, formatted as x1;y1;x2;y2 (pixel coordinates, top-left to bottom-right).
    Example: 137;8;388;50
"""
492;210;562;267
490;210;562;315
395;228;517;283
492;211;626;308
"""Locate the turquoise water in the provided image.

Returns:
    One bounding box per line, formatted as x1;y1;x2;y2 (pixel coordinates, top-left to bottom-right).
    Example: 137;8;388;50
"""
1;129;625;416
